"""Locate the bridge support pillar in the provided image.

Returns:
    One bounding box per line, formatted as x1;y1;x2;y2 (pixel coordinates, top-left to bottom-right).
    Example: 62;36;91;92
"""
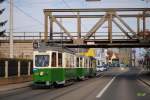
50;16;53;40
107;12;113;43
77;12;81;38
44;12;48;42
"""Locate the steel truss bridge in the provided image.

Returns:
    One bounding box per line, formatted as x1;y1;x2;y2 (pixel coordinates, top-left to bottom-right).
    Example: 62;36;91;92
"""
1;8;150;48
42;8;150;48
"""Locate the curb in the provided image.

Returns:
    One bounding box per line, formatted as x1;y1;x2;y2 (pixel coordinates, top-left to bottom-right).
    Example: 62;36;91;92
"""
138;78;150;87
0;76;32;86
0;82;32;92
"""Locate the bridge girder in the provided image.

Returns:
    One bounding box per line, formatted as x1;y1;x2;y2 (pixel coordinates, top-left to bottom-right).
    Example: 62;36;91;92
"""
44;8;150;47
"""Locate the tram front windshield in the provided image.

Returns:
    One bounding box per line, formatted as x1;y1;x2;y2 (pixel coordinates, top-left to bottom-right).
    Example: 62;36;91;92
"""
35;55;49;67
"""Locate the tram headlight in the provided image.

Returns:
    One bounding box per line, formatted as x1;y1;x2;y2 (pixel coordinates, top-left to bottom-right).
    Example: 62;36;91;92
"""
40;72;44;76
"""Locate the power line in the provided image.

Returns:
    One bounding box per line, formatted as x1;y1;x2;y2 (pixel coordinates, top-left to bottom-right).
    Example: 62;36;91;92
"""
61;0;88;33
6;24;43;31
62;0;72;9
14;5;43;25
6;1;43;25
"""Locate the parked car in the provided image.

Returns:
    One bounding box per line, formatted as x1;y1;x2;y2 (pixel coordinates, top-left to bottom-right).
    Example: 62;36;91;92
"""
96;65;107;72
120;63;125;67
103;64;109;69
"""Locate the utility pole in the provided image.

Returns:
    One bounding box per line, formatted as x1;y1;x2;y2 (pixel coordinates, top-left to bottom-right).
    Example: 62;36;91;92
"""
129;48;132;67
9;0;14;58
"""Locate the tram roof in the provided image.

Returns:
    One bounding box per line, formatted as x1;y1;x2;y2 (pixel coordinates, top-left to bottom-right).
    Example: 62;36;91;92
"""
35;42;76;54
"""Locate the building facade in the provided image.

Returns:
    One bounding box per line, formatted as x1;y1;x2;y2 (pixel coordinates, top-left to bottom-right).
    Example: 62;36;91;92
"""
95;48;107;66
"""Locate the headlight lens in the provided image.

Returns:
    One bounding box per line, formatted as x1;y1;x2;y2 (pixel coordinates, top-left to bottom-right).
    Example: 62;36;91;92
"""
40;72;44;76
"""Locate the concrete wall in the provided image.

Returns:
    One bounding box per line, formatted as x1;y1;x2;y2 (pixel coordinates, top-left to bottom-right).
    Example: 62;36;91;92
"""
0;42;33;59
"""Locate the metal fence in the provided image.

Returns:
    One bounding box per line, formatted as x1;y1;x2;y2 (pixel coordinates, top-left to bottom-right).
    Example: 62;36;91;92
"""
0;32;130;41
0;59;33;78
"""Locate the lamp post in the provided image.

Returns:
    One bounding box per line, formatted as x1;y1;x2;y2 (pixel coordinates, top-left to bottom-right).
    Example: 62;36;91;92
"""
132;49;136;67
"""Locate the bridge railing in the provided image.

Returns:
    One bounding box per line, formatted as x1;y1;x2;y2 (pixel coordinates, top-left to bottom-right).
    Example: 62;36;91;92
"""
0;32;132;41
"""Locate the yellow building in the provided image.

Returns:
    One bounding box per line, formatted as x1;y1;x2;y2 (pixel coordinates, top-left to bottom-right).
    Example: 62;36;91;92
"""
80;48;96;57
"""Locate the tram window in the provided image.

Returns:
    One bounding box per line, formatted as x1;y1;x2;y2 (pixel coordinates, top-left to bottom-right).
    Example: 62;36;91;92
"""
77;57;79;67
65;54;69;67
69;55;72;68
85;59;87;68
73;56;75;67
89;60;91;68
91;61;94;68
65;55;67;67
70;55;72;67
58;53;62;67
87;59;89;68
80;57;82;67
71;55;74;68
51;52;57;67
35;55;49;67
68;55;71;67
84;58;86;68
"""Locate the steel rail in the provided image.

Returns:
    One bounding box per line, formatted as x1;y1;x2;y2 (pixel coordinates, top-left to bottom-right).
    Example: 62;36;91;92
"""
44;8;150;12
50;14;150;18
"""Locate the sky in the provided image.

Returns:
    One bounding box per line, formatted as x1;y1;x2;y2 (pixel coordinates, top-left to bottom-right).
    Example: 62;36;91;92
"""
0;0;150;33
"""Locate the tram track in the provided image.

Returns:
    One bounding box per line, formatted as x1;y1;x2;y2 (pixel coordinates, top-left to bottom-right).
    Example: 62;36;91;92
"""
48;69;124;100
0;67;125;100
0;69;122;100
0;73;106;100
30;76;107;100
48;75;112;100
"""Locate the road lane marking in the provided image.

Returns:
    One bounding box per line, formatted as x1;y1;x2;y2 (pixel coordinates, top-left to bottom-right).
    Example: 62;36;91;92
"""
96;76;116;98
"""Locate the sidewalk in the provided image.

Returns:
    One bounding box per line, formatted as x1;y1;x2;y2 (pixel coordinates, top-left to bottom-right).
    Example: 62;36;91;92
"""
0;75;32;92
0;75;32;86
139;70;150;87
0;82;32;92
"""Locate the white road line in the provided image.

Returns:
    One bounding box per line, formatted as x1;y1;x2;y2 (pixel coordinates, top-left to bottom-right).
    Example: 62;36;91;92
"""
96;76;116;98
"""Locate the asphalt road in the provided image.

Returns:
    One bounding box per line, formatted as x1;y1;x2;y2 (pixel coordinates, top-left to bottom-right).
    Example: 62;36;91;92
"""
0;67;149;100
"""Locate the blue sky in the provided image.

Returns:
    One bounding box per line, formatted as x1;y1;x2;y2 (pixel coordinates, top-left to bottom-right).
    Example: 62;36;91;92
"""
0;0;150;32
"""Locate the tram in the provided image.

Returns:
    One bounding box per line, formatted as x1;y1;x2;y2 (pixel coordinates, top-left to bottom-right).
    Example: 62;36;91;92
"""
32;42;96;87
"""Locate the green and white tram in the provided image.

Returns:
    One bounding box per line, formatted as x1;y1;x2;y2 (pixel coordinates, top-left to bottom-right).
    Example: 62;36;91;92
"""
33;43;96;86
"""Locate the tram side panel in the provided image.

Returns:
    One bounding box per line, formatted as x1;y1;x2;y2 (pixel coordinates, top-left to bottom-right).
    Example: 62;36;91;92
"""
63;53;76;80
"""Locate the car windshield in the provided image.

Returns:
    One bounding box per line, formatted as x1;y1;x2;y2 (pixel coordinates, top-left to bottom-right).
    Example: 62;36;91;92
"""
35;55;49;67
97;66;103;68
